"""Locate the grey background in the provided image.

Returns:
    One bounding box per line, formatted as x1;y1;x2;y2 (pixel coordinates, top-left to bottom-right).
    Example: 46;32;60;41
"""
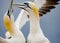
0;0;60;43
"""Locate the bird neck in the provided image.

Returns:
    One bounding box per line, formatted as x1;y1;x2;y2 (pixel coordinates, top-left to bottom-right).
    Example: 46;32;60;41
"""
29;12;43;34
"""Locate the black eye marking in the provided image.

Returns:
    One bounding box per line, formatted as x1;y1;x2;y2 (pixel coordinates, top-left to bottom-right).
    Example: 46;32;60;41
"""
7;10;10;18
24;3;31;9
7;10;13;19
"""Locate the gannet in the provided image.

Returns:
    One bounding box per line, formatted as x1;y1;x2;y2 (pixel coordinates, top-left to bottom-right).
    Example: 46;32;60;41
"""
5;2;29;39
0;0;25;43
5;9;29;39
13;0;60;43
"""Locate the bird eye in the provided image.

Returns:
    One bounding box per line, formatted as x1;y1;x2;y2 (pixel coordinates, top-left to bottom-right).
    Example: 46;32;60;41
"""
7;10;11;18
24;3;28;5
24;2;31;8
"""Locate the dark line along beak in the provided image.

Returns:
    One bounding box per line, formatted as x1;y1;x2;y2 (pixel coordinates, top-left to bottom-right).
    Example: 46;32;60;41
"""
13;4;27;11
7;0;13;18
9;0;13;12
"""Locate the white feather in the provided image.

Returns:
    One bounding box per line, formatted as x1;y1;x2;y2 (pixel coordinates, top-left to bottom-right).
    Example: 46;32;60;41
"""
0;11;25;43
34;0;46;9
0;0;26;43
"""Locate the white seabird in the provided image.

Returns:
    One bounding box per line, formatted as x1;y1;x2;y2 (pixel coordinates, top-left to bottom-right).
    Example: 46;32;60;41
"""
13;0;60;43
0;0;25;43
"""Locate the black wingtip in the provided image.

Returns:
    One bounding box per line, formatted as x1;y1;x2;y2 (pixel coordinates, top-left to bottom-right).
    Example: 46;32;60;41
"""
47;0;60;2
39;0;60;16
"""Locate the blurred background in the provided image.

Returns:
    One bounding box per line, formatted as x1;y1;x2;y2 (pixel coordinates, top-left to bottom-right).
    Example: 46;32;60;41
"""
0;0;60;43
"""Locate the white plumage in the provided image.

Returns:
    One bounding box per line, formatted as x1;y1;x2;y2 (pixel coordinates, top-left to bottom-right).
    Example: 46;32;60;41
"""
0;0;60;43
13;0;60;43
0;0;25;43
5;9;29;39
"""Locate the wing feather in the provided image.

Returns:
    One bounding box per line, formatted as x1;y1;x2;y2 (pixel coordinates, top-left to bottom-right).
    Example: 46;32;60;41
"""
34;0;60;16
34;0;46;9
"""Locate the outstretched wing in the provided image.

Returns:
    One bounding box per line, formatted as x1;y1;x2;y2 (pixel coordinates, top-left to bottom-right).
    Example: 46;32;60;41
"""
34;0;46;9
15;10;29;29
34;0;60;16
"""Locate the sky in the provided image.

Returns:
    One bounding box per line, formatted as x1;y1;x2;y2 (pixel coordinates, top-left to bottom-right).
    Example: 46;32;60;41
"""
0;0;60;43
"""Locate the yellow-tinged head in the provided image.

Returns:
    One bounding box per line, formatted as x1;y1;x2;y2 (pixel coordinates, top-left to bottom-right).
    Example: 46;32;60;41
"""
14;1;39;19
24;2;39;20
4;0;14;36
28;2;38;15
4;11;14;35
24;2;39;17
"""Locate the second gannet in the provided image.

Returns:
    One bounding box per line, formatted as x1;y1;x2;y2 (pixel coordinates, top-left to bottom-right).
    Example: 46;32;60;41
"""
0;0;25;43
13;0;60;43
5;1;29;39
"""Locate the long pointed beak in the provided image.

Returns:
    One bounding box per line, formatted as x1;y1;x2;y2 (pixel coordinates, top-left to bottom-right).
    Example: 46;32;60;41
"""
9;0;13;12
13;4;26;10
13;4;25;7
7;0;13;18
7;0;13;16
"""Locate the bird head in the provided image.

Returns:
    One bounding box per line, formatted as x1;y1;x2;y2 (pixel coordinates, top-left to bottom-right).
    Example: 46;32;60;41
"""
13;1;39;19
23;2;38;14
4;10;14;35
4;0;14;35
